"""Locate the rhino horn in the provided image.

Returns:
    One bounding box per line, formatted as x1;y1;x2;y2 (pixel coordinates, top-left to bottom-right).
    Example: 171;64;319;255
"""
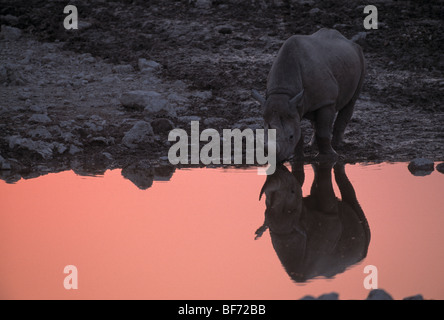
259;178;280;201
254;223;269;240
289;89;304;106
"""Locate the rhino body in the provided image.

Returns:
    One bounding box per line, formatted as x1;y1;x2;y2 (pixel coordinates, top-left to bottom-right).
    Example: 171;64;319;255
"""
253;28;365;161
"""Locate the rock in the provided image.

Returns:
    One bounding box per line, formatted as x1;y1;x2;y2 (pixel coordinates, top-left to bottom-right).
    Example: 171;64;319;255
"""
7;136;54;159
0;15;19;25
0;64;26;85
90;136;114;146
18;91;32;101
60;120;75;128
168;92;188;104
102;75;120;84
1;161;12;170
29;105;48;113
403;294;424;300
112;64;134;73
151;118;174;134
84;121;103;132
122;121;154;149
192;90;213;100
41;53;60;65
90;115;105;122
195;0;212;9
153;165;176;181
69;145;82;155
138;58;161;72
408;158;435;176
309;8;321;15
0;171;21;184
29;114;52;124
61;132;75;143
54;143;68;154
366;289;393;300
120;90;158;109
28;126;52;139
120;90;175;116
48;125;62;135
299;295;316;300
1;25;22;40
79;53;96;64
436;163;444;174
0;155;11;170
121;160;154;190
317;292;339;300
217;25;233;34
71;157;106;177
172;80;188;89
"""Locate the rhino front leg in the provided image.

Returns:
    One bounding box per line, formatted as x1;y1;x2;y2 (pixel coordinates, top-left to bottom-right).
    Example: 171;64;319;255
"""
310;162;337;213
294;130;304;159
314;105;338;159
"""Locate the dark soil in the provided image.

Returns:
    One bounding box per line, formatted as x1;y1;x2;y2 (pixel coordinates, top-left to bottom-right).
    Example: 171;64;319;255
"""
0;0;443;183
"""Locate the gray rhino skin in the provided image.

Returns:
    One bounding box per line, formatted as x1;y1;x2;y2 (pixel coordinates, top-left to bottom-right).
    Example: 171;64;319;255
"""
256;162;370;283
252;28;365;162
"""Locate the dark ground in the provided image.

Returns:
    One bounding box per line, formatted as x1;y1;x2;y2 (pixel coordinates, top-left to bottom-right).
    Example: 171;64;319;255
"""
0;0;443;184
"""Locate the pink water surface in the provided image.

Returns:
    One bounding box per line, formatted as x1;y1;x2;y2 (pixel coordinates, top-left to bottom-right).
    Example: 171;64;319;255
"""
0;163;442;300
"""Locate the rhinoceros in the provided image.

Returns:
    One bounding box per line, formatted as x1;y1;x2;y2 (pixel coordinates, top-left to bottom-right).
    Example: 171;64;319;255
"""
252;28;365;162
256;162;370;283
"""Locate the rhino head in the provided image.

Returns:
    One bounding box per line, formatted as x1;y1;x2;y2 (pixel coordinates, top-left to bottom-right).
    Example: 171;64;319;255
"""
258;164;303;235
252;90;304;162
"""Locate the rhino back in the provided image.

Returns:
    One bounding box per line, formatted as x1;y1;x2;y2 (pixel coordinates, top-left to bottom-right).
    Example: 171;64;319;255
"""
267;29;364;112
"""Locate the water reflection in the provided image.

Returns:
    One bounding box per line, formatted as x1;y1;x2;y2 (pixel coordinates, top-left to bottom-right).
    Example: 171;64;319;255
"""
256;162;371;283
121;161;176;190
1;163;443;299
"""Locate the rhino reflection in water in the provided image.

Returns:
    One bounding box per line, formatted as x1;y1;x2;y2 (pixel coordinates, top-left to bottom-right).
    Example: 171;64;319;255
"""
256;163;370;283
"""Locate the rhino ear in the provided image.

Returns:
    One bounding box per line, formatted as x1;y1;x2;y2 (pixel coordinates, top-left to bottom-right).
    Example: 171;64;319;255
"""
252;89;266;106
289;90;304;116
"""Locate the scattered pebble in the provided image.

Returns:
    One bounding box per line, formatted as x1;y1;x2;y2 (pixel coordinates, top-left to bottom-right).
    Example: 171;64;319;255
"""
29;114;52;124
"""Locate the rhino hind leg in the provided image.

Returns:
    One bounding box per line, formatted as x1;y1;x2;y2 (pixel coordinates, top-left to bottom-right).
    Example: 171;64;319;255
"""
313;105;338;159
308;120;316;148
333;63;365;148
332;99;356;148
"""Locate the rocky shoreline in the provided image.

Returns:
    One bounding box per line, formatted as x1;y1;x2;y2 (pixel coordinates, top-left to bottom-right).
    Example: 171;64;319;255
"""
1;0;443;185
301;289;424;300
